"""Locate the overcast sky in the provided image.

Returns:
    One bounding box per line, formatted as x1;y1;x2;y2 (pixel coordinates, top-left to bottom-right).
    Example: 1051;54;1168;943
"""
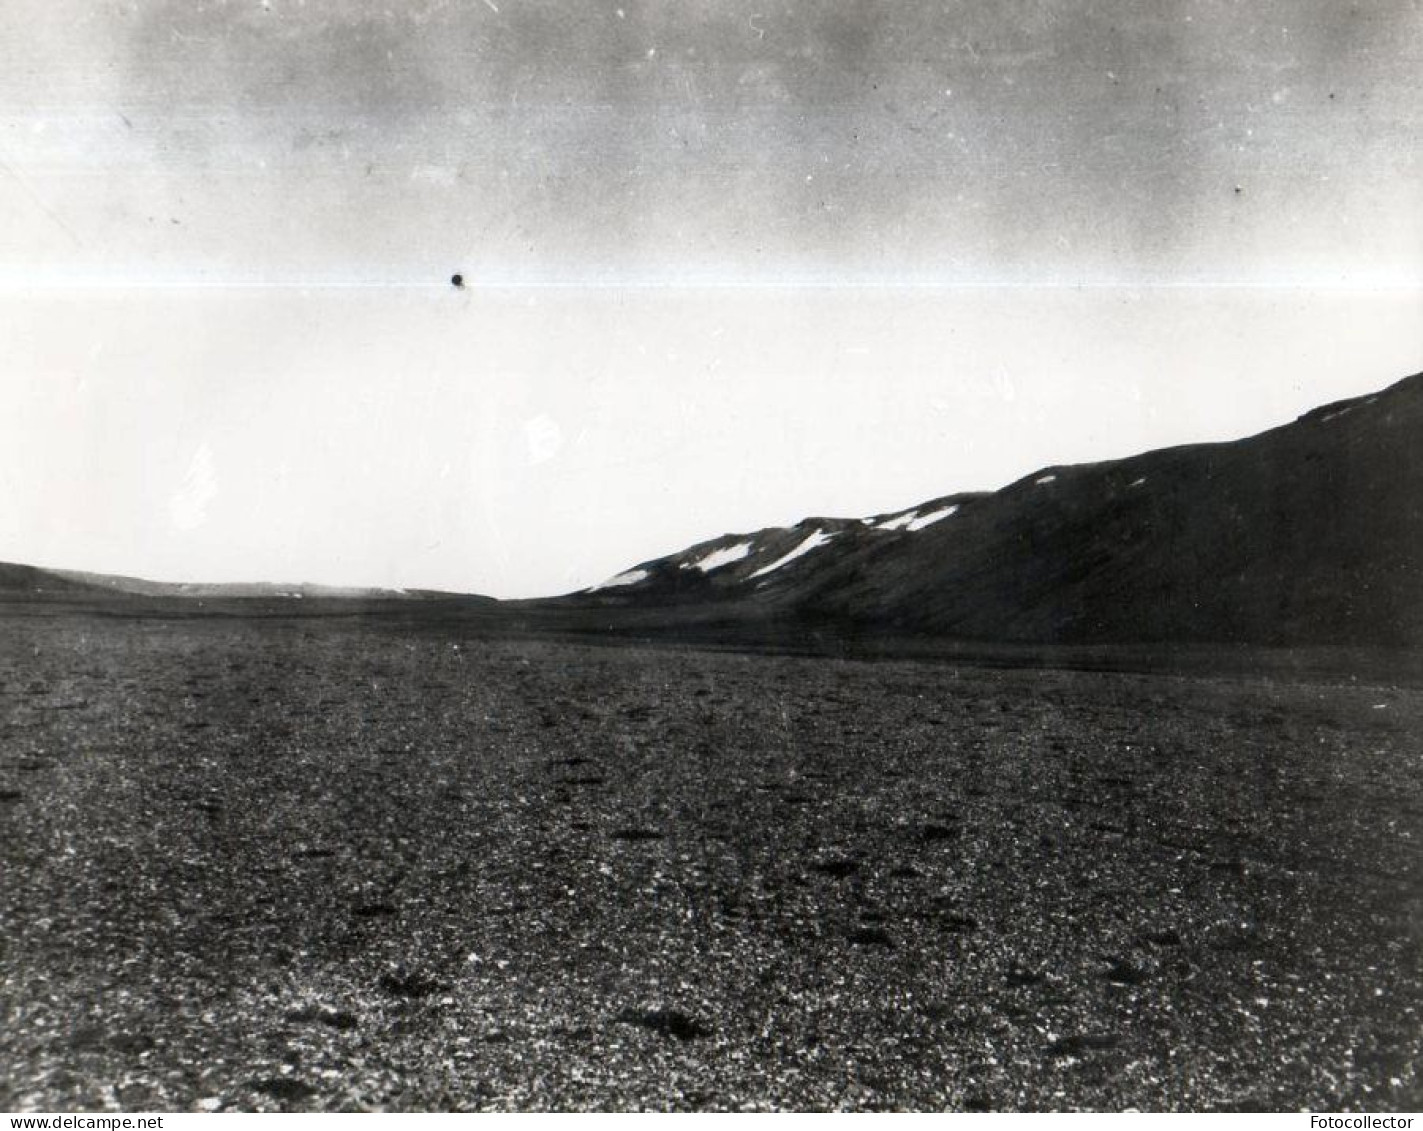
2;0;1420;596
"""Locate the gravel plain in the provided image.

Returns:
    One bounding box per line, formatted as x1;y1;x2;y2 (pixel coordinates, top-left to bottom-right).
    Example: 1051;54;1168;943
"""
2;613;1421;1111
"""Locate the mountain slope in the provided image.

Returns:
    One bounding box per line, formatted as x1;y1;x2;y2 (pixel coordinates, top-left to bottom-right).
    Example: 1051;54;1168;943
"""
0;563;112;598
570;372;1423;646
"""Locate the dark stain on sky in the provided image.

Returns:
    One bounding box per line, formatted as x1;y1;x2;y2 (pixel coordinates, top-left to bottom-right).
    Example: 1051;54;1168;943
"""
9;0;1418;281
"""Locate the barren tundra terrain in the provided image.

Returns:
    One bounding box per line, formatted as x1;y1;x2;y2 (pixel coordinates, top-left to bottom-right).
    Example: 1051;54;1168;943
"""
2;612;1421;1110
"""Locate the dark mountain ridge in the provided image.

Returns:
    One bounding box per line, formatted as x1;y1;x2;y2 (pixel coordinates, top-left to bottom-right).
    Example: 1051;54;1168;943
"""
569;371;1423;646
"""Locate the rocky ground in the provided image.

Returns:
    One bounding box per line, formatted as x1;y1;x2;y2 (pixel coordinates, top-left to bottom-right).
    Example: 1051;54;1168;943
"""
2;613;1421;1111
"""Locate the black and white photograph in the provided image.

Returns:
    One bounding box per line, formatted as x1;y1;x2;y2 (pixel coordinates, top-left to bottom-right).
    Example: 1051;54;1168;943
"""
1;0;1421;1114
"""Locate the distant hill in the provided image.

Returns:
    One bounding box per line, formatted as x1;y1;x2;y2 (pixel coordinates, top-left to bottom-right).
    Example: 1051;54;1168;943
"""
566;371;1423;647
48;570;437;601
0;563;110;597
0;563;474;606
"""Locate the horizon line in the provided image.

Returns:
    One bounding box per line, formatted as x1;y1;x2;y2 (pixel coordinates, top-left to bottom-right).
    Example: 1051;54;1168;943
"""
6;368;1417;602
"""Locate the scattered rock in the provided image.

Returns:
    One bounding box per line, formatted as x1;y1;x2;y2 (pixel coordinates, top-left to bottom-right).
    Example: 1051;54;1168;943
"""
379;968;444;998
110;1032;155;1054
1047;1033;1122;1057
249;1077;318;1104
68;1025;105;1050
286;1005;359;1031
1102;958;1149;985
616;1007;710;1041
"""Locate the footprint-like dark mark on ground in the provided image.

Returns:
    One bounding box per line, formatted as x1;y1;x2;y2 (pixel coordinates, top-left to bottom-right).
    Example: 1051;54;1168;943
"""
1209;923;1263;953
616;1008;710;1041
1144;928;1182;946
0;789;22;803
285;1006;359;1031
811;859;859;878
846;926;895;947
1005;965;1043;987
378;969;444;998
353;902;399;918
919;1002;960;1023
560;776;606;787
1101;957;1149;985
295;847;337;859
547;756;592;769
110;1032;155;1054
922;823;959;843
1047;1033;1121;1057
963;1091;995;1112
916;898;978;934
889;865;920;878
249;1078;318;1104
611;828;664;842
67;1025;106;1051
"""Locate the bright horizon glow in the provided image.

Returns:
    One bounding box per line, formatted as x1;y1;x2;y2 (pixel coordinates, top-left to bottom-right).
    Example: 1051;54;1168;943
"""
3;283;1419;599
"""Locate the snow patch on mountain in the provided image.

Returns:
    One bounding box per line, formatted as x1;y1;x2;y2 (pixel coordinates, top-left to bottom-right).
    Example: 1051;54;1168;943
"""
750;529;835;579
877;510;919;531
685;542;753;573
1035;474;1058;486
906;504;958;531
589;568;649;592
